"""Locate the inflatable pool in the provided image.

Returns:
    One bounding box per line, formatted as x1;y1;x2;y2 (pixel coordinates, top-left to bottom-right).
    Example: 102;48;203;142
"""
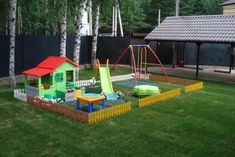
133;85;160;97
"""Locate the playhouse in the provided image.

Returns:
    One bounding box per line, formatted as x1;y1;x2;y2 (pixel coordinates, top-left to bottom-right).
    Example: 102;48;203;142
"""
22;56;78;101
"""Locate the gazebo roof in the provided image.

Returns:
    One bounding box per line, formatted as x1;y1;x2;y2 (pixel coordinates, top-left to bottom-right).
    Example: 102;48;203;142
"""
145;15;235;44
219;0;235;6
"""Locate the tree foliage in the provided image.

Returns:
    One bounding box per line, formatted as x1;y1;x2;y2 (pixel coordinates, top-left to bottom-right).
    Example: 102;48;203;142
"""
144;0;224;30
0;0;225;35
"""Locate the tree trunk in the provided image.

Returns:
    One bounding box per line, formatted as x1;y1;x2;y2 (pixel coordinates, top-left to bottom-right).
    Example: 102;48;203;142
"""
17;5;22;35
9;0;17;90
91;5;100;69
74;0;87;79
52;0;60;36
60;0;67;57
88;0;92;35
6;18;9;35
45;0;50;35
5;2;9;35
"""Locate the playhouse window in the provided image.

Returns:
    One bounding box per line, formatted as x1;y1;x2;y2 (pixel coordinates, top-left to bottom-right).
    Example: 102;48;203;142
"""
41;74;52;85
55;73;63;82
66;70;73;82
28;76;38;87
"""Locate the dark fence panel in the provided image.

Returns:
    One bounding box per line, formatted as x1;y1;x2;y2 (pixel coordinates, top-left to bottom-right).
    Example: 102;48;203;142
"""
157;42;173;64
0;36;23;77
184;43;230;66
66;36;93;65
96;36;130;64
151;41;230;66
23;35;60;70
0;35;130;77
0;36;10;77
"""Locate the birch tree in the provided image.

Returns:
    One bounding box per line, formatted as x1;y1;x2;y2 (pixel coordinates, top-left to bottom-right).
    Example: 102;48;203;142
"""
17;5;22;34
91;4;100;69
74;0;87;79
9;0;17;90
60;0;67;56
45;0;50;35
5;2;9;35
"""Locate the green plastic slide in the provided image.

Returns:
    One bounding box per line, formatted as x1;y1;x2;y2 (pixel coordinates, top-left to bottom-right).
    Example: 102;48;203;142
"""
99;67;117;100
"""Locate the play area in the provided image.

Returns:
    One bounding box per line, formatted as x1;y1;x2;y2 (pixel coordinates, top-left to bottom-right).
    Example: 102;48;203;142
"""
14;45;203;124
3;1;235;156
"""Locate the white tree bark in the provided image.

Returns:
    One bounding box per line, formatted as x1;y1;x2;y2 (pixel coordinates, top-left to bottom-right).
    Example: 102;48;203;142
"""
60;0;67;57
88;0;92;35
91;5;100;69
74;0;87;79
9;0;17;90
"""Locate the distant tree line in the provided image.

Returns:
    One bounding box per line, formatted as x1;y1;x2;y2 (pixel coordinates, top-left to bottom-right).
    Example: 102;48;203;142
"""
144;0;224;30
0;0;224;36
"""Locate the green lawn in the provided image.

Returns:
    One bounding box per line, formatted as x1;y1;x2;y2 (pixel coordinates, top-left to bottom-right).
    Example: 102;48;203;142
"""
1;69;235;157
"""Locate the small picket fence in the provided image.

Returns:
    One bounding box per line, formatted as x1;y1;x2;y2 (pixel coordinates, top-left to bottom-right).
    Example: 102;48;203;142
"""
185;82;204;93
14;89;27;102
111;74;134;82
87;101;131;124
75;78;96;87
138;88;181;108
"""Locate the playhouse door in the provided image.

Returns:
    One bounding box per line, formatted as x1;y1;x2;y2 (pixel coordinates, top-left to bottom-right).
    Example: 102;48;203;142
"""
66;70;74;84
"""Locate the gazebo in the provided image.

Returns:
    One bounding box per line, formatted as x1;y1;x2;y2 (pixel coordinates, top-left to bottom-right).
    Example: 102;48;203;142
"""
145;15;235;79
220;0;235;15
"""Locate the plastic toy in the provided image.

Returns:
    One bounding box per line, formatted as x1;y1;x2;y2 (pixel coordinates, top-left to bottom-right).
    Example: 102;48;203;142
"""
133;85;161;97
22;56;78;101
96;59;118;100
76;95;105;113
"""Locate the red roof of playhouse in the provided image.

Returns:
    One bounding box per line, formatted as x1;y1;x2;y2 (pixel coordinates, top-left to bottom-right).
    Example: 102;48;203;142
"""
22;56;78;77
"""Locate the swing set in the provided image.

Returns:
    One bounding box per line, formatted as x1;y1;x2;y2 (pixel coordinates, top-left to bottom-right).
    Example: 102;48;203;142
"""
111;44;170;82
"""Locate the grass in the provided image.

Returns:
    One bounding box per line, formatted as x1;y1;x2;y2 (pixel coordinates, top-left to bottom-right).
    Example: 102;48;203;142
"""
1;68;235;157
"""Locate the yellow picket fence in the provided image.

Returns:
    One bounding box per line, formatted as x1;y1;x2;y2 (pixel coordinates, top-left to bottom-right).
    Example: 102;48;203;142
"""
138;88;181;108
87;101;132;124
185;82;204;93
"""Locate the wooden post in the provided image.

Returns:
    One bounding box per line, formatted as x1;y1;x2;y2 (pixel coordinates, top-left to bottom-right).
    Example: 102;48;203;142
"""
195;43;201;79
73;70;76;85
172;42;177;68
145;41;150;74
183;42;186;66
38;77;42;96
143;47;147;77
229;44;235;73
24;74;27;87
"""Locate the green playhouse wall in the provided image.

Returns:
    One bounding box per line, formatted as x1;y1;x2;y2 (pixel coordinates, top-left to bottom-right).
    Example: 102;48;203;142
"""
38;62;76;97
